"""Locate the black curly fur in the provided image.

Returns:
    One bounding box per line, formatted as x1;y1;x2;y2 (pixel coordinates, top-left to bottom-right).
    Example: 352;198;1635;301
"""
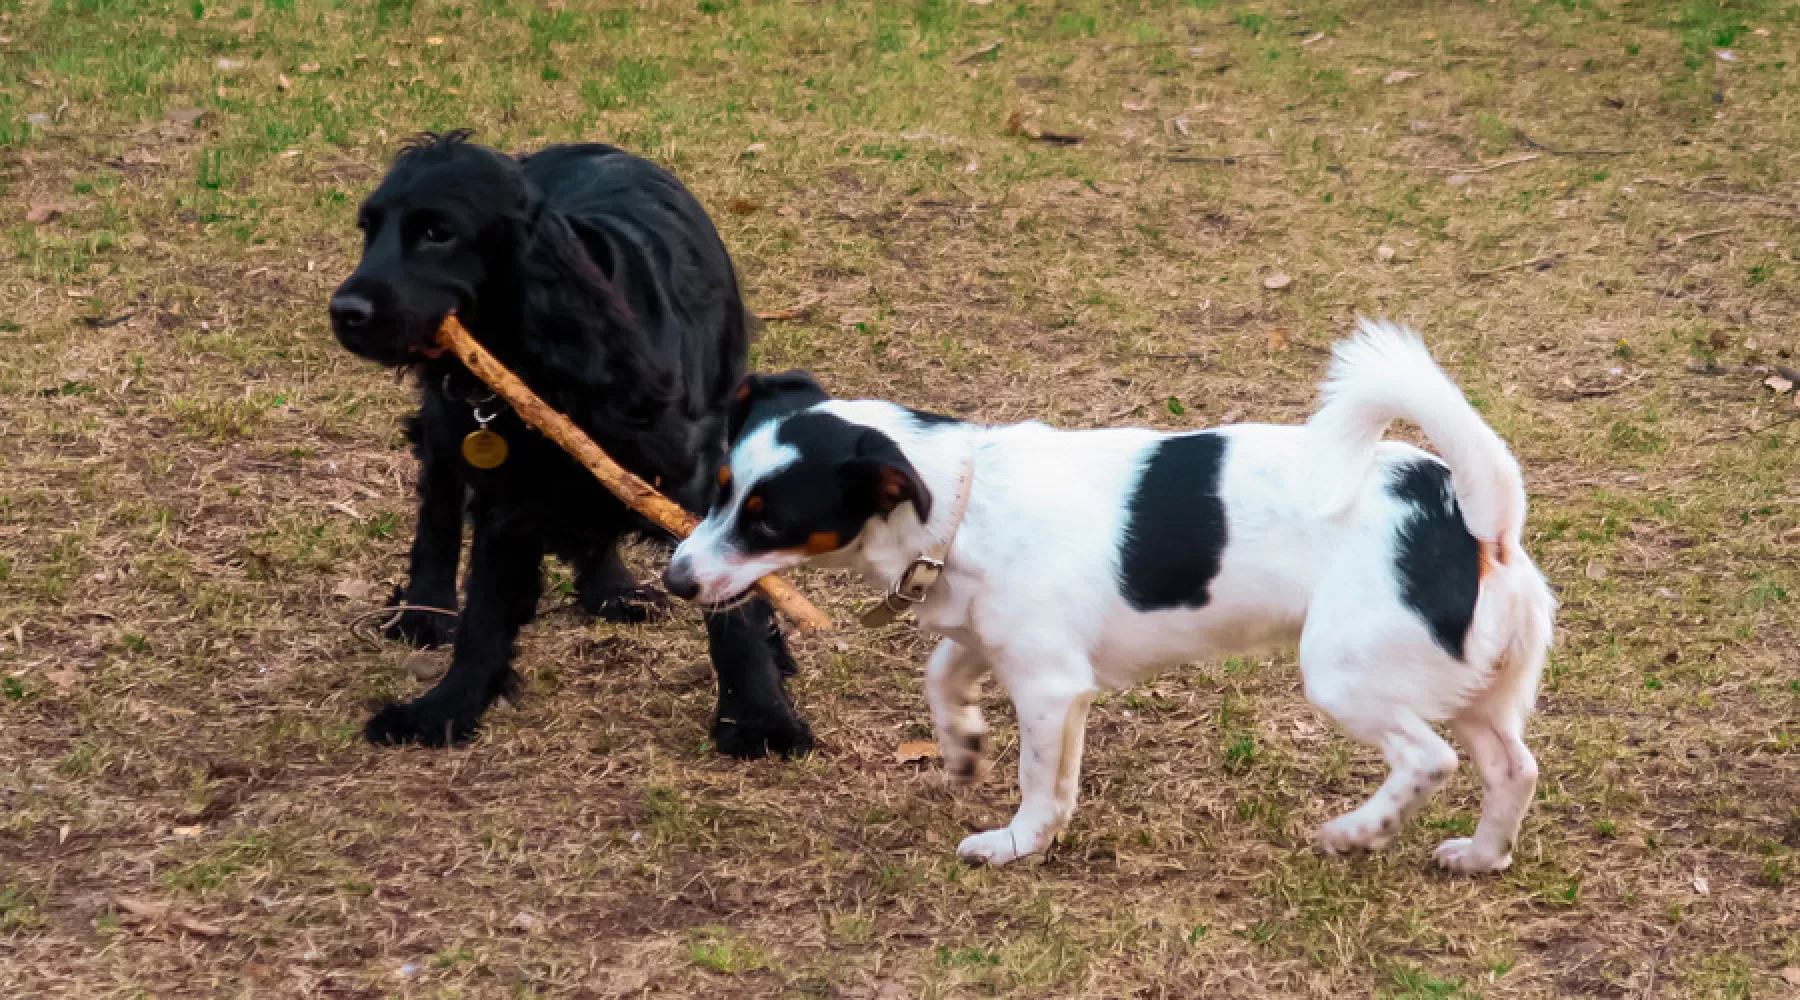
331;133;811;756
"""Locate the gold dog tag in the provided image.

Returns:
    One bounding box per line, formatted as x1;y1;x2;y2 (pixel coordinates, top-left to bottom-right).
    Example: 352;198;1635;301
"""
461;429;509;469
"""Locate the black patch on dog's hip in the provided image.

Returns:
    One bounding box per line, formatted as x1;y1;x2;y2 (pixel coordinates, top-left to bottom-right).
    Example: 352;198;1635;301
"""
1387;459;1479;659
1118;432;1229;611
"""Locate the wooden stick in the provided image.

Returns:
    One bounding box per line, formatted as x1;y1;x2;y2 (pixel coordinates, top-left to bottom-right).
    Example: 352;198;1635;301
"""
434;314;834;633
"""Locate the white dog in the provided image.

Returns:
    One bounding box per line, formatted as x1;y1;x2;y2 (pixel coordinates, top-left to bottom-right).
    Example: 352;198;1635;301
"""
665;320;1556;871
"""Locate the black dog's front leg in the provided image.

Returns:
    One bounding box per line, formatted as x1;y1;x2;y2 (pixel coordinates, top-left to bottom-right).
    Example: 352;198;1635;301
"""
366;510;543;746
574;542;669;624
383;410;463;648
706;599;813;759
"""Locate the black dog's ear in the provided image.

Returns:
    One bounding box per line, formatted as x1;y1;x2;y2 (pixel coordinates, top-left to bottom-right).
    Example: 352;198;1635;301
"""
848;428;933;522
729;369;829;443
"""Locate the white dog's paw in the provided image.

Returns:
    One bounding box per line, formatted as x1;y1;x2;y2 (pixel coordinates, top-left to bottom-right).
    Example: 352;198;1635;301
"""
956;827;1040;866
1432;837;1512;873
1317;810;1399;855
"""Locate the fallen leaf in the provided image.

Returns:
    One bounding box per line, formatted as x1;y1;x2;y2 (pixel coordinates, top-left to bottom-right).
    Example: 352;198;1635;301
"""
166;107;204;124
25;112;52;127
895;741;940;764
331;579;376;601
1692;875;1710;895
1780;967;1800;986
1708;329;1732;350
66;288;96;298
114;897;170;922
1585;559;1607;582
426;35;444;45
387;57;401;68
1262;273;1292;291
1655;587;1680;599
25;203;62;224
175;915;225;937
1377;245;1396;261
1121;99;1152;112
957;39;1001;63
1446;173;1472;186
511;910;543;933
1265;328;1291;353
726;197;760;215
1765;375;1794;394
744;141;766;154
42;667;78;692
299;61;321;73
1715;49;1736;62
216;58;246;71
276;73;292;91
1755;27;1772;37
172;825;205;838
1383;69;1419;85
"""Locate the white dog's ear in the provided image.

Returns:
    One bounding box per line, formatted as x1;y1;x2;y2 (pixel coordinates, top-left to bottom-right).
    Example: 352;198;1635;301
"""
849;429;933;521
729;369;829;443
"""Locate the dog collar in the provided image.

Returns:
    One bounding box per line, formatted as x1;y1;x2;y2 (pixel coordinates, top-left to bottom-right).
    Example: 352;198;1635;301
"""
861;456;975;629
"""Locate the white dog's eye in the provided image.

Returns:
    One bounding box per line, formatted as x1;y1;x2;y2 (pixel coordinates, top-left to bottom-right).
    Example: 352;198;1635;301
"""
747;516;781;541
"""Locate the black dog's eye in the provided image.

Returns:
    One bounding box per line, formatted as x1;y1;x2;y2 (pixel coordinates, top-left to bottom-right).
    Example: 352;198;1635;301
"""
421;224;455;246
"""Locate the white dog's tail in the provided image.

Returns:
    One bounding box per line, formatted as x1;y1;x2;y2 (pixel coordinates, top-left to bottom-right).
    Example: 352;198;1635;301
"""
1308;318;1553;720
1306;318;1525;549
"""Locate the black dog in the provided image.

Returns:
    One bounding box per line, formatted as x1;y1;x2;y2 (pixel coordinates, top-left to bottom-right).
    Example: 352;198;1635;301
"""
328;131;812;756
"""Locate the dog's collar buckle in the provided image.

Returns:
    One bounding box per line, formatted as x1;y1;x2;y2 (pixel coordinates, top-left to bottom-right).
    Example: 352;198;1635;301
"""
896;556;944;601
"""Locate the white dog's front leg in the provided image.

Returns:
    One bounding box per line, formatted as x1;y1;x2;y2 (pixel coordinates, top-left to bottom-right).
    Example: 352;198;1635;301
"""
957;678;1097;866
924;639;990;785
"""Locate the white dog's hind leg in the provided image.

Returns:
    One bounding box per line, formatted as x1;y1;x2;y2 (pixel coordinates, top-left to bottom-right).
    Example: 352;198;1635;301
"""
1315;710;1459;855
957;677;1097;865
1434;710;1537;872
924;639;991;785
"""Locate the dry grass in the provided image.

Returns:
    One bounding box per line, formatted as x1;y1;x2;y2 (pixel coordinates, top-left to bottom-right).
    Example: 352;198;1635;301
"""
2;0;1798;996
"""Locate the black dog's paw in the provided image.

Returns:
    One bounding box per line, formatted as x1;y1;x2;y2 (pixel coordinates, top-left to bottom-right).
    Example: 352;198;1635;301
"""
712;710;815;760
381;585;457;648
578;583;671;625
364;698;480;747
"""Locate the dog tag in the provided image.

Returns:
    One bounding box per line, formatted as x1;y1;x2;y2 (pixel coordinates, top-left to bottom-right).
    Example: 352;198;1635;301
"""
461;429;509;469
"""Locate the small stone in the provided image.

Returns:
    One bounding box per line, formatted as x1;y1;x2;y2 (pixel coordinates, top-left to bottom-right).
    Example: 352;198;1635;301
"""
1262;273;1292;291
403;650;449;682
1377;245;1396;261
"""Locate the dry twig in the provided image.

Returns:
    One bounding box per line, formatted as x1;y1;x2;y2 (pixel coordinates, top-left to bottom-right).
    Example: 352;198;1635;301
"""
435;315;833;631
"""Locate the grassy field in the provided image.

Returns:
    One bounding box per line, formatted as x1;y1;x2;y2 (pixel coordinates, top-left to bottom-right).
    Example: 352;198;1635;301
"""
2;0;1799;995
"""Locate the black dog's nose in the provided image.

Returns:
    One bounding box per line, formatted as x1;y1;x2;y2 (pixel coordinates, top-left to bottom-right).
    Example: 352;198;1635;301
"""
329;293;375;330
663;558;701;601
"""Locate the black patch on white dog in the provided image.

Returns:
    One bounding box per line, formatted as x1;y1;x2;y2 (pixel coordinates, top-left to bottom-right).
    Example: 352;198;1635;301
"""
1118;432;1229;611
905;406;962;427
1388;459;1480;659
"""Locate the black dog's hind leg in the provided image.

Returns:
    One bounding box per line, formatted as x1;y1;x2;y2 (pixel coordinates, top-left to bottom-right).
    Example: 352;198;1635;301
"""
574;541;669;624
366;510;543;746
706;599;813;759
383;408;463;648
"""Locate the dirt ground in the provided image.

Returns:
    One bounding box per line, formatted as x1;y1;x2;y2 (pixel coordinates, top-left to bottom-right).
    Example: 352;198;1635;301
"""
2;0;1797;996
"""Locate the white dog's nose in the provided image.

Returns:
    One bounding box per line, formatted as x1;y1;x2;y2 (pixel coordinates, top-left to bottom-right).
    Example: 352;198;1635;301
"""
663;555;701;601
